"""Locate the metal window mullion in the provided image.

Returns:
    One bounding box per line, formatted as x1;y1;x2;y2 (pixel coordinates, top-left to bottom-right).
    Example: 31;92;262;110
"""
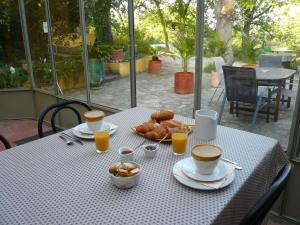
193;0;205;117
79;0;91;104
18;0;35;90
44;0;58;96
128;0;137;108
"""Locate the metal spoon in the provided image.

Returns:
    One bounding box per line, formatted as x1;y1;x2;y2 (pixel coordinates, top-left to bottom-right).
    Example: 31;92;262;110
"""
133;139;147;151
59;135;73;145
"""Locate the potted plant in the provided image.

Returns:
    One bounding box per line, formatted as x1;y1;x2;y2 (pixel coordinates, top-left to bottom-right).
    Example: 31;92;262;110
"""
148;46;163;74
111;48;124;62
32;59;52;88
88;42;113;87
241;37;258;68
204;63;219;88
173;34;195;94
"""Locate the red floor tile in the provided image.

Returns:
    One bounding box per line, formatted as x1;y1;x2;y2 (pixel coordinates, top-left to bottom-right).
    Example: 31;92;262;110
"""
0;119;51;151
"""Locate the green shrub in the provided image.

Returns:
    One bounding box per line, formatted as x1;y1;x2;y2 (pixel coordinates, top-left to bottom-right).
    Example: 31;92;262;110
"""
0;66;28;89
203;63;215;73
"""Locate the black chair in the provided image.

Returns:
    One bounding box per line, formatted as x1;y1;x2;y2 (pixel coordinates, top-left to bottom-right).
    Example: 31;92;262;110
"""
0;135;11;149
259;55;283;68
38;100;92;138
218;66;275;131
239;163;293;225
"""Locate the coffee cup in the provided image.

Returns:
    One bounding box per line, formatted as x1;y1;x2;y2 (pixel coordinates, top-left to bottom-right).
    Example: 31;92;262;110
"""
191;144;222;175
84;110;104;132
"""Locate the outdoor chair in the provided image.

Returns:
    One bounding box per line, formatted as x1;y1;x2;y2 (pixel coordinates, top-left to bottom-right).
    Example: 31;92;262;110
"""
259;55;283;68
259;54;296;107
208;57;226;105
38;100;92;138
0;135;11;150
239;163;293;225
218;66;275;132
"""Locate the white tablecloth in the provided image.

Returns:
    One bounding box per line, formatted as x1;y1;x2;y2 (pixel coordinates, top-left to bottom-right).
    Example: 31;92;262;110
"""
0;107;288;225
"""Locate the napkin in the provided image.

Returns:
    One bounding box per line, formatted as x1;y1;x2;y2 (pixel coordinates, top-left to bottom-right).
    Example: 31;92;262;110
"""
175;162;236;189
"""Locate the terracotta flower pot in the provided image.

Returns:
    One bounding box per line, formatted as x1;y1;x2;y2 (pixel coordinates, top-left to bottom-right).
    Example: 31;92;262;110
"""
111;49;124;61
210;71;219;88
242;64;258;69
148;60;162;74
174;72;194;94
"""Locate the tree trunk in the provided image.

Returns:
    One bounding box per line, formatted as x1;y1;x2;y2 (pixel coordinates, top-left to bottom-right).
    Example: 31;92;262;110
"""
215;0;234;65
152;0;170;50
94;0;114;44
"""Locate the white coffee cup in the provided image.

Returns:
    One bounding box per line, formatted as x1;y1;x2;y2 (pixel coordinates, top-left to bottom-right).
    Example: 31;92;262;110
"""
84;110;104;131
194;109;218;140
191;144;222;175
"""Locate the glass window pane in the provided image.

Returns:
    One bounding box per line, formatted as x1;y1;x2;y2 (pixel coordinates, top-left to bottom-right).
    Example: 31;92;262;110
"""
84;0;131;109
135;0;196;117
49;0;86;101
0;0;29;89
25;0;54;93
204;1;300;150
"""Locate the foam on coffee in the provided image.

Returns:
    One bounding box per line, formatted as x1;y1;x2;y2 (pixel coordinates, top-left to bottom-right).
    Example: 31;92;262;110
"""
84;110;104;121
192;144;222;161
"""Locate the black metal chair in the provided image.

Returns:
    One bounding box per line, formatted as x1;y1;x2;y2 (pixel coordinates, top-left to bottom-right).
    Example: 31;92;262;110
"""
38;100;92;138
239;163;293;225
259;55;283;68
218;66;275;131
0;135;11;149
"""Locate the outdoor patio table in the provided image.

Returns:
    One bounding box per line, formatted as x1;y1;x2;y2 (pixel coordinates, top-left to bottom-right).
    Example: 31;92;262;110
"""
256;67;297;121
0;107;288;225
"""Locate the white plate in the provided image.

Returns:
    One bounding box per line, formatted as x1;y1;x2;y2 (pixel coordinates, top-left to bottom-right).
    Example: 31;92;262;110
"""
75;122;110;135
173;159;235;190
181;157;227;182
72;122;118;139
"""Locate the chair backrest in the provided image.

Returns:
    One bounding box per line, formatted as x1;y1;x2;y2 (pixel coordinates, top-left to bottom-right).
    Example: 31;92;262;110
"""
259;55;283;68
222;66;258;104
38;100;92;138
212;57;226;88
239;163;293;225
0;135;11;149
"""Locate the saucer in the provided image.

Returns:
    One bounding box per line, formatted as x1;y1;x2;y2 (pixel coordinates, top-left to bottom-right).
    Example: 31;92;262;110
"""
75;122;110;135
72;122;118;139
173;159;235;190
181;157;227;182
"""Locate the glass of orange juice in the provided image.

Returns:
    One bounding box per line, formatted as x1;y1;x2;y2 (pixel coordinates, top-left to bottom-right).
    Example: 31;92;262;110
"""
95;131;109;153
172;132;187;155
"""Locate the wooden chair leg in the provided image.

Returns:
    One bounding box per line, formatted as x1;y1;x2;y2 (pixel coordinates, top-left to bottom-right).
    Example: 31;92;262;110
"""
230;102;234;114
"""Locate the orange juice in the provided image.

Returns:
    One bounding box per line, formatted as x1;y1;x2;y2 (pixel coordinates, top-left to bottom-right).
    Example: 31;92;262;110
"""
172;133;187;155
95;131;109;153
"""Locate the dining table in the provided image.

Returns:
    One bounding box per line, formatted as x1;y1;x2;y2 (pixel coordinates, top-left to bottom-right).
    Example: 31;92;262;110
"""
256;67;297;121
0;107;289;225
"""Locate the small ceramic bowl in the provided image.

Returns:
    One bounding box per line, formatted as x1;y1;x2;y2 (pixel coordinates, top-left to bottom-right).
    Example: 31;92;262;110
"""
118;146;134;162
142;144;159;158
109;162;141;189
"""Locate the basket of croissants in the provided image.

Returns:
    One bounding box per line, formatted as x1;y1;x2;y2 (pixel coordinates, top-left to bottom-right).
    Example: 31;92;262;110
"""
131;109;192;142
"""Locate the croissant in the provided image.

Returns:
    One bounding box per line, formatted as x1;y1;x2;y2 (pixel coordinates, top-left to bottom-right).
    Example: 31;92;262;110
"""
136;122;159;134
145;125;168;140
151;109;174;122
160;120;184;128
